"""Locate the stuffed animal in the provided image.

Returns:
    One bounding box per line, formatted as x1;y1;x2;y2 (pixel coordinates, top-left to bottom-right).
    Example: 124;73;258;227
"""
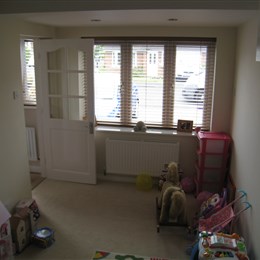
158;162;187;224
133;121;147;132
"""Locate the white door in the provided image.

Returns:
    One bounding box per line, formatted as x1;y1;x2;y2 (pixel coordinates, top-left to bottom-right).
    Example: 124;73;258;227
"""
35;39;96;184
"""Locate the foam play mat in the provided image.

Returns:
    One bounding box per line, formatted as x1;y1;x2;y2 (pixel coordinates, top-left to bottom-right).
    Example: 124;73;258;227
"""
92;250;174;260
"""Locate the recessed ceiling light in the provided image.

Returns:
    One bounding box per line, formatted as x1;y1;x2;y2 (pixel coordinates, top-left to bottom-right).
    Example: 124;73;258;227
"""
91;19;101;22
168;18;178;22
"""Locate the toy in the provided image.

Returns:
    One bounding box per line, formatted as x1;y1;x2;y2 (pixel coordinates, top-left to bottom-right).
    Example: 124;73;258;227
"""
10;213;31;253
196;191;213;207
136;172;153;191
0;201;13;259
133;121;147;132
181;176;195;193
31;227;55;248
158;163;183;191
157;162;187;224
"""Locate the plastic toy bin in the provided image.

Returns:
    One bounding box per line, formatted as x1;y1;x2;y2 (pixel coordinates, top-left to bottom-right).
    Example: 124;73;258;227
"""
195;165;226;182
194;177;221;194
197;152;227;168
197;132;231;154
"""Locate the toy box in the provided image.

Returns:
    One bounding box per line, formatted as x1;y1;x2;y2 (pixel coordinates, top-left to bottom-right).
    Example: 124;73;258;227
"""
10;214;31;253
15;199;40;232
0;201;13;260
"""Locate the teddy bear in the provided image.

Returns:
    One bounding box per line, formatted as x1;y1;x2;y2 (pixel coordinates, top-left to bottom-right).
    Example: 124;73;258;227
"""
157;161;187;224
133;121;147;132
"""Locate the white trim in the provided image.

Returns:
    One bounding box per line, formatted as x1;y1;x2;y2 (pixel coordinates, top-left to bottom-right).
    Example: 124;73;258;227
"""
96;125;196;137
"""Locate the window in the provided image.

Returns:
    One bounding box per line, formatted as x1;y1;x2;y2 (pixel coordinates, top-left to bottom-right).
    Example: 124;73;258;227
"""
20;38;216;130
94;39;216;130
112;50;121;67
21;39;36;106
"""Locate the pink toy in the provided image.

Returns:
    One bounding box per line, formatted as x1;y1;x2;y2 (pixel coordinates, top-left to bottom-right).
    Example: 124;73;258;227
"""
197;191;213;207
181;176;195;193
199;190;251;233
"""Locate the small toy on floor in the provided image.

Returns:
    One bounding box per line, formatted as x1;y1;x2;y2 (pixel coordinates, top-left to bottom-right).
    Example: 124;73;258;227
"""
31;227;55;248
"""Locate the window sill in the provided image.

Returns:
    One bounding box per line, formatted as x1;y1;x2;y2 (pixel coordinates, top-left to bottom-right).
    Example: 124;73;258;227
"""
96;125;196;137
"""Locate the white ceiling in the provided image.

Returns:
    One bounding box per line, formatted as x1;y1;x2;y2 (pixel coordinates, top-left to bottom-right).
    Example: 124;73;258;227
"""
14;9;259;27
2;0;259;28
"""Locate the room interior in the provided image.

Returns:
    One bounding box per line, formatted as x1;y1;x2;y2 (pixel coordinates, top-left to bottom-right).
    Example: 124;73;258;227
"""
0;0;260;259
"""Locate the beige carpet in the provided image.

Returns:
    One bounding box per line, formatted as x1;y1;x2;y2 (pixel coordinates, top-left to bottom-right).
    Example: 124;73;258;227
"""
15;179;198;260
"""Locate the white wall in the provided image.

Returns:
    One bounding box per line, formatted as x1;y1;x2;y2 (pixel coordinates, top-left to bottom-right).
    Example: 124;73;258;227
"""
0;16;55;211
230;17;260;259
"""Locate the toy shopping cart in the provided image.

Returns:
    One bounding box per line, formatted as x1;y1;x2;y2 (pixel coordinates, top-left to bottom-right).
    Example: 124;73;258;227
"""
198;190;251;233
188;188;227;235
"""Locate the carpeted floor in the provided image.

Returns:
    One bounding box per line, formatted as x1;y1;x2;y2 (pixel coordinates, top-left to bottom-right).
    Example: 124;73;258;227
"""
15;179;198;260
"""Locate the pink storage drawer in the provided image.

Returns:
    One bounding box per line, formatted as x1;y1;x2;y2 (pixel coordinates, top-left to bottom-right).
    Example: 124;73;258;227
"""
195;164;226;183
197;151;228;168
194;177;223;195
197;131;231;154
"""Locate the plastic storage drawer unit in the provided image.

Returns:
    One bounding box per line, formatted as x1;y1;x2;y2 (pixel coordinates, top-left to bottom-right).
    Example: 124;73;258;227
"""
197;152;227;168
197;132;231;154
195;164;227;183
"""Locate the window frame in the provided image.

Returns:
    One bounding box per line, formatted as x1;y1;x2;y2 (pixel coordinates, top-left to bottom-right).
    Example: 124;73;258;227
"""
94;37;216;131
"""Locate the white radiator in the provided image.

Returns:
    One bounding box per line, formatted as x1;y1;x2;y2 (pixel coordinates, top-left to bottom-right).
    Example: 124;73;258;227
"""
106;138;179;176
26;127;38;161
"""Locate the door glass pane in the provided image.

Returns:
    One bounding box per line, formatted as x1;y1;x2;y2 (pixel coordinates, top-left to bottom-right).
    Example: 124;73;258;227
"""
49;97;63;119
48;72;62;95
49;97;87;121
48;47;88;121
67;97;87;120
47;48;64;70
67;49;87;71
68;72;87;96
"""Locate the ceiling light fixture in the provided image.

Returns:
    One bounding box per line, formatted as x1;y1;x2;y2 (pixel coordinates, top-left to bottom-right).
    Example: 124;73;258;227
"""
91;19;101;22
